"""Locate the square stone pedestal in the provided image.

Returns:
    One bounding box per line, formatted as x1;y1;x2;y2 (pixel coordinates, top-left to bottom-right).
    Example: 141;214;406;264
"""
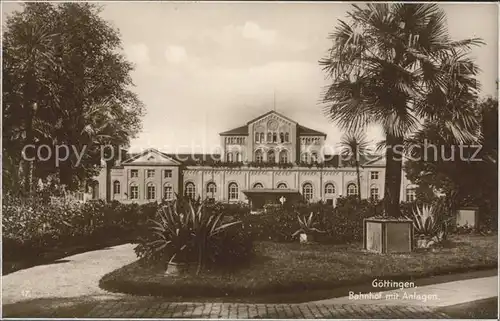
363;217;414;253
456;207;479;230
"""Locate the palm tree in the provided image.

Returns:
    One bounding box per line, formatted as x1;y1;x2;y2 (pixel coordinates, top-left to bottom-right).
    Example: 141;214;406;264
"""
320;3;482;217
3;3;58;195
339;131;370;201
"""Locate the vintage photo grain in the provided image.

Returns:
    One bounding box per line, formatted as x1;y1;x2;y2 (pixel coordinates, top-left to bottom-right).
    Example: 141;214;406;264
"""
2;1;499;319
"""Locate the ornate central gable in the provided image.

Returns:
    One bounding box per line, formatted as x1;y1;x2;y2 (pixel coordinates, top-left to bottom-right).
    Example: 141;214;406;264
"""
247;110;297;128
122;148;181;166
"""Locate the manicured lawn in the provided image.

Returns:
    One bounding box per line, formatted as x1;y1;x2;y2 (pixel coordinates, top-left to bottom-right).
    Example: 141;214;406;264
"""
99;234;498;301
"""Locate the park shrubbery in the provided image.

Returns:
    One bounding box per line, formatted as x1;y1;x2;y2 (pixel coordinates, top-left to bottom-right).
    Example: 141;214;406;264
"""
2;194;157;268
239;196;383;244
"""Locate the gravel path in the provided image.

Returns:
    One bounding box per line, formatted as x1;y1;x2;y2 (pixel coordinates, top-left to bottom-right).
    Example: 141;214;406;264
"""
2;243;136;305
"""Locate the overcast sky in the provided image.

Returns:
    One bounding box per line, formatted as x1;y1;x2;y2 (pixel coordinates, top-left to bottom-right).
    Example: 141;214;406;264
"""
3;2;498;154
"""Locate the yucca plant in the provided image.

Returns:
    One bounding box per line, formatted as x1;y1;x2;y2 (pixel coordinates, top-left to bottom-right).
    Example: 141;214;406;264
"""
292;212;325;243
186;200;242;274
406;204;447;248
146;202;192;266
142;199;242;275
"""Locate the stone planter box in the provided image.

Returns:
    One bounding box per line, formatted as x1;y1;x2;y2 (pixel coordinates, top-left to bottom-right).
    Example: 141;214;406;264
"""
363;217;414;254
165;262;188;276
455;207;479;230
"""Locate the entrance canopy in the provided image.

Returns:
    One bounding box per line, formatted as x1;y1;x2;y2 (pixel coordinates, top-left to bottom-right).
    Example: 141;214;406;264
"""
242;188;300;196
242;188;302;210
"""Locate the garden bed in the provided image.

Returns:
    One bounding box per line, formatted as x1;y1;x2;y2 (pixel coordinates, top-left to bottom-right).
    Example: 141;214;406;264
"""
99;234;498;301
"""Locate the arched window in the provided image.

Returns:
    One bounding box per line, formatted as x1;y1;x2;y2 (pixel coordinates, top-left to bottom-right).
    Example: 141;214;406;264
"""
253;183;263;189
267;150;275;163
113;180;120;194
272;133;277;142
255;150;263;163
324;183;335;194
260;133;265;142
207;182;217;199
267;132;272;142
280;133;284;143
285;133;289;142
185;182;196;199
302;183;313;202
406;186;416;202
277;183;287;189
311;152;318;163
279;150;288;163
207;182;216;193
163;183;173;200
129;182;138;200
226;152;233;162
370;185;379;201
255;132;259;143
347;183;358;196
228;182;239;200
236;152;242;162
147;182;156;200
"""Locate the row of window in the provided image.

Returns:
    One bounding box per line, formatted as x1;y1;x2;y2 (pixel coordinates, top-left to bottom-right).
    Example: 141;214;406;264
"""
113;179;413;202
130;169;173;178
300;152;318;163
301;137;321;145
226;152;243;162
255;149;288;163
255;132;290;143
125;182;174;200
226;137;245;145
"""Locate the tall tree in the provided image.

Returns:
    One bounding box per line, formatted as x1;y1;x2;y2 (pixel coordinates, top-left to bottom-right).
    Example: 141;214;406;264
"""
3;3;144;193
3;3;58;194
320;3;482;217
404;97;498;222
339;131;370;201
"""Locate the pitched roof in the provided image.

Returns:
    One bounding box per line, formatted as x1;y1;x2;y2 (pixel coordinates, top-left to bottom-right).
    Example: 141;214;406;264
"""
246;110;297;125
297;124;327;137
219;125;249;136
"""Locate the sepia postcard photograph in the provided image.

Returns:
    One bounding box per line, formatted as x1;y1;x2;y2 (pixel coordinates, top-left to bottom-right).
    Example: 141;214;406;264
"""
1;0;499;319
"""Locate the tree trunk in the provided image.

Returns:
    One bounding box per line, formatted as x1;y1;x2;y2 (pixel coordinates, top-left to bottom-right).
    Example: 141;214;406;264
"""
383;134;404;217
24;101;34;195
59;160;74;190
105;160;112;202
355;159;362;202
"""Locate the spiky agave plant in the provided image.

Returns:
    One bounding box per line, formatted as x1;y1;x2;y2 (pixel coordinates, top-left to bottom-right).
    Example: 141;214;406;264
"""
407;204;447;242
292;212;325;239
146;201;192;265
187;200;242;275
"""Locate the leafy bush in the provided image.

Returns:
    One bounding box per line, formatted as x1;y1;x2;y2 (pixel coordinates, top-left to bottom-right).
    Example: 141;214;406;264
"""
2;193;160;264
238;196;382;244
134;199;252;273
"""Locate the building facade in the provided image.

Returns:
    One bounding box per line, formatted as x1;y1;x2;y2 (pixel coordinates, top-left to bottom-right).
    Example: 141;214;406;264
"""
93;111;416;208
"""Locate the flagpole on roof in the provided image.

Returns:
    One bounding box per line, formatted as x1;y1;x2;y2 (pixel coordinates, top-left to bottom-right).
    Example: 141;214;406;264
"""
273;89;276;112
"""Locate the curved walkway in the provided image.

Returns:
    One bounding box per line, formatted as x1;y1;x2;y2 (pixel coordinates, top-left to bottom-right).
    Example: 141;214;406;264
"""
2;243;137;305
2;243;497;318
